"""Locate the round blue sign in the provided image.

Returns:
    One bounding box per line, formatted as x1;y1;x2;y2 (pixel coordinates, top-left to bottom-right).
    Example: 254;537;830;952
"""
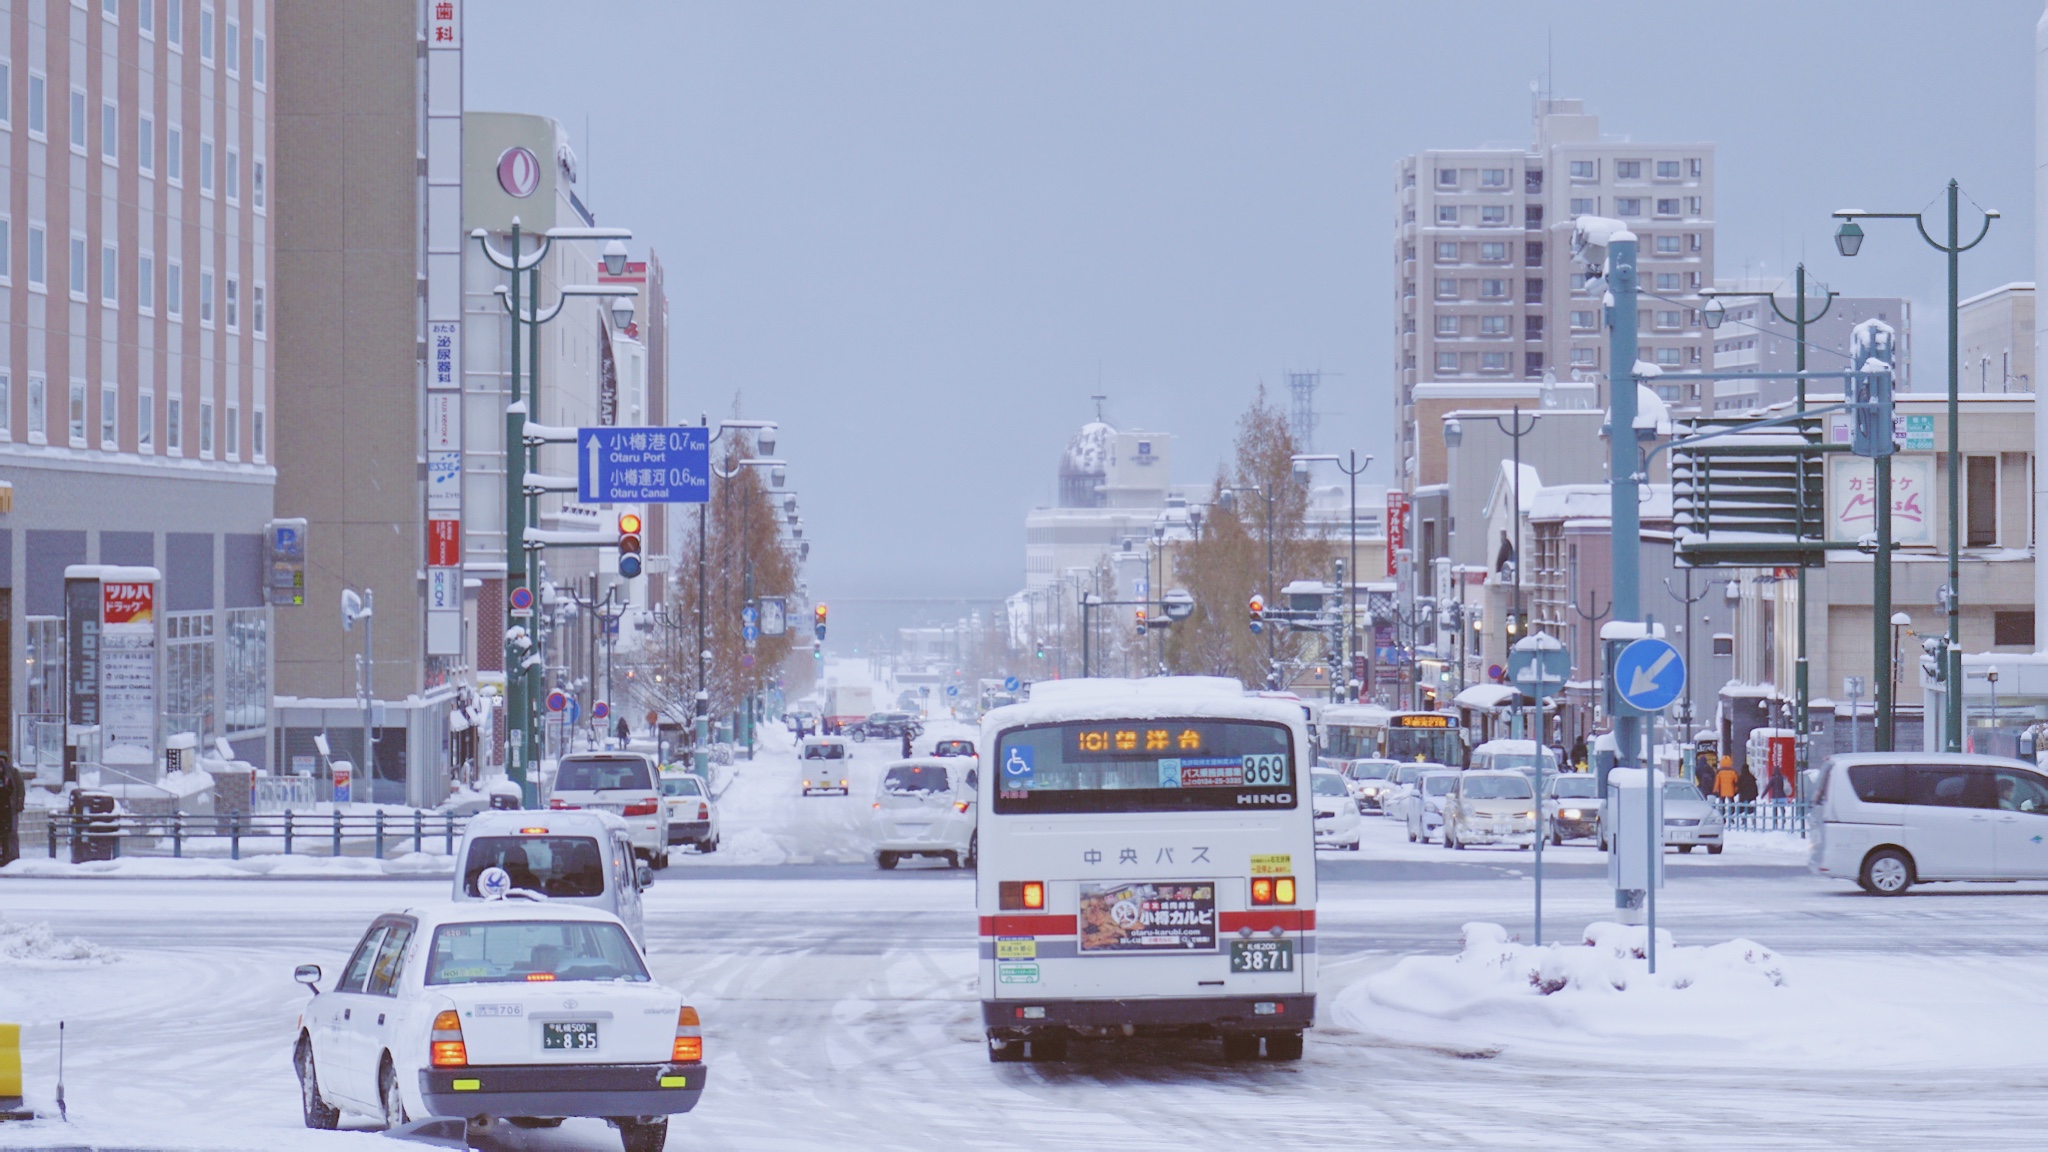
509;586;534;611
946;685;960;697
1615;636;1686;713
1003;676;1020;692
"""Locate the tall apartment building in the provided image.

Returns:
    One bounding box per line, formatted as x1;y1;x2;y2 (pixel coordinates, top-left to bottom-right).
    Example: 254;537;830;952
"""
1394;98;1715;485
2;0;278;775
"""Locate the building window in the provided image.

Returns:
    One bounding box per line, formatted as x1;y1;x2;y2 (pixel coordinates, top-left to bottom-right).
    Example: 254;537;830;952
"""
167;394;181;452
253;284;265;334
1572;347;1599;366
27;376;45;441
1570;272;1589;293
0;374;9;436
0;62;8;127
1656;160;1681;180
1525;204;1543;230
1656;272;1680;292
200;6;215;63
200;269;214;325
69;381;87;446
1480;315;1508;336
225;608;269;732
166;612;217;739
1435;315;1459;336
199;398;214;456
27;72;45;138
1655;234;1681;254
1686;196;1703;215
200;138;214;194
1479;279;1506;299
167;125;182;182
101;244;117;303
167;0;181;46
1995;611;2036;647
69;88;86;151
1435;278;1459;300
1437;168;1458;188
1481;204;1506;225
1570;159;1596;180
167;261;183;316
1688;233;1703;253
253;159;265;209
1690;345;1702;364
1524;278;1543;304
139;114;154;172
100;384;117;448
1571;310;1597;330
1436;351;1459;374
1525;241;1544;266
1655;347;1682;367
69;236;87;300
252;408;266;458
226;149;239;202
1481;168;1507;187
137;389;153;451
1656;310;1680;330
1435;205;1457;225
0;218;8;284
1967;456;1998;547
1525;169;1543;194
139;0;153;34
253;32;266;85
1616;160;1642;180
1656;198;1679;217
1688;158;1703;178
1435;241;1458;262
1570;197;1595;216
139;253;155;312
1479;241;1507;262
225;19;240;74
1481;352;1509;373
225;277;238;329
1525;315;1544;341
1525;352;1544;376
226;404;239;456
100;100;118;160
1616;198;1642;217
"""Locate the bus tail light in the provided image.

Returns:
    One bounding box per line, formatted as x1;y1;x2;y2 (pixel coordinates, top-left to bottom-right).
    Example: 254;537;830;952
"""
430;1010;467;1067
1275;877;1297;905
1000;881;1045;911
672;1005;703;1063
1251;877;1297;906
623;799;659;817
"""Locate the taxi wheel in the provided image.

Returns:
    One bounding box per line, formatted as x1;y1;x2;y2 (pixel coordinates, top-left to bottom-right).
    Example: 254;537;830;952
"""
877;851;899;870
1707;844;1724;855
379;1058;408;1129
616;1116;669;1152
295;1038;340;1130
1263;1031;1305;1061
1677;845;1695;854
1221;1033;1260;1062
654;851;671;870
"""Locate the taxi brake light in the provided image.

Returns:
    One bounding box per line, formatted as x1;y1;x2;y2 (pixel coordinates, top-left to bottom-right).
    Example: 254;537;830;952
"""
519;827;549;835
698;802;709;820
1275;876;1297;906
672;1005;703;1063
548;798;577;810
1251;878;1274;905
430;1010;467;1067
622;799;659;817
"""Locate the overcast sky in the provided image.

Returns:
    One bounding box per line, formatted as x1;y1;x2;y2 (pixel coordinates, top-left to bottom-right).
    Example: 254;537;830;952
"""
468;0;2041;615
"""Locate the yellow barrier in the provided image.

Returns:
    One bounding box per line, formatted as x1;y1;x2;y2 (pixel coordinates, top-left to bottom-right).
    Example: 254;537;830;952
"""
0;1022;20;1103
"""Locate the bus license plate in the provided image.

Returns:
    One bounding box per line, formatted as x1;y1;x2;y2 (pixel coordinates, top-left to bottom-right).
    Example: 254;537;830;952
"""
543;1022;600;1051
1230;939;1294;974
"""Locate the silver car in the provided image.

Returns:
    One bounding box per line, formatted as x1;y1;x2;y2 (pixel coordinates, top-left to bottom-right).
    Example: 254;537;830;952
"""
1405;770;1461;843
1340;758;1404;813
1601;777;1726;854
1543;773;1603;844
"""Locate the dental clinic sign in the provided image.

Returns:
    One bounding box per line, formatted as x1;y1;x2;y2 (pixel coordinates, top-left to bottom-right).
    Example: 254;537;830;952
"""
1827;455;1933;547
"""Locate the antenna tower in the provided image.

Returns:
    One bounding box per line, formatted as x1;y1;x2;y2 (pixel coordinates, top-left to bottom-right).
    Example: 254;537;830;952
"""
1288;371;1321;452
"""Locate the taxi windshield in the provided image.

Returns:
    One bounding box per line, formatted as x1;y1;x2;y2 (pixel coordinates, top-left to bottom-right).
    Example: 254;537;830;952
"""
461;836;604;899
425;920;650;985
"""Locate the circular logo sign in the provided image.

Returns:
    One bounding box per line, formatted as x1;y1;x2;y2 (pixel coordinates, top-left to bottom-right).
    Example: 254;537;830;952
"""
496;146;541;198
478;866;511;900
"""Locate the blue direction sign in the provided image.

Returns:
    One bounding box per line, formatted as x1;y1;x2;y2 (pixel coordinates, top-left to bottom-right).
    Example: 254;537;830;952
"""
578;427;710;504
946;685;960;698
1615;636;1686;713
1003;676;1020;692
743;624;760;642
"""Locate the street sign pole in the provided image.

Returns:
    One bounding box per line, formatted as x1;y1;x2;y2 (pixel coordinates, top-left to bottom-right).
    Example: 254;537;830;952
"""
1509;632;1570;947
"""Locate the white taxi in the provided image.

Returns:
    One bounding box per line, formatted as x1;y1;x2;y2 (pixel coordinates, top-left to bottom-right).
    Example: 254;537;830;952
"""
292;900;704;1152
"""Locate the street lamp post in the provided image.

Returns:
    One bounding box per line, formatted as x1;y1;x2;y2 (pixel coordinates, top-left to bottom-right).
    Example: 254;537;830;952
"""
1833;184;1999;752
1889;611;1913;741
473;222;633;806
1294;451;1374;701
1702;264;1836;759
1443;408;1540;726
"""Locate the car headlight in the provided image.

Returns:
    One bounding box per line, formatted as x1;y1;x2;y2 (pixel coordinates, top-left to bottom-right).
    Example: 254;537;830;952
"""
1519;811;1536;819
1561;808;1582;819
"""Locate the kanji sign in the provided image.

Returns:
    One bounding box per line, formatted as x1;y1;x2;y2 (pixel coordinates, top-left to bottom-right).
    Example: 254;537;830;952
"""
428;519;462;566
578;427;710;504
428;321;460;390
1385;491;1410;577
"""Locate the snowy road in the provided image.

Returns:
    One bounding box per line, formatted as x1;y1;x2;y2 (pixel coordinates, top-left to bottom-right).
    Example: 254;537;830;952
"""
9;810;2048;1149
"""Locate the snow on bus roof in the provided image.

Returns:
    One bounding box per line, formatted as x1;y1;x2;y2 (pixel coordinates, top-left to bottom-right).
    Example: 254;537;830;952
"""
987;677;1304;729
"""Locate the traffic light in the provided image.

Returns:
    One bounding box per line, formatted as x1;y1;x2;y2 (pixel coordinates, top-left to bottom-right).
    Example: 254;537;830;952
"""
616;513;643;579
1035;641;1046;660
1134;608;1148;636
1849;316;1898;459
1248;594;1265;634
814;602;828;641
1920;636;1947;682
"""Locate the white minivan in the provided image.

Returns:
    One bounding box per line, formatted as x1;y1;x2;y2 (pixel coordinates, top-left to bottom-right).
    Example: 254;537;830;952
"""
870;758;977;869
551;752;671;868
452;809;650;945
1812;752;2048;895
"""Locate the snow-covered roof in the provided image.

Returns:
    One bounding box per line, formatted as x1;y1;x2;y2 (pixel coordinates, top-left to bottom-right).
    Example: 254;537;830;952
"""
1455;684;1521;709
986;676;1305;732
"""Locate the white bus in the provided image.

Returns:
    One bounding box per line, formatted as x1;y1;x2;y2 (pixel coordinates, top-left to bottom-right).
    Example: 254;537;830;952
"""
976;677;1316;1064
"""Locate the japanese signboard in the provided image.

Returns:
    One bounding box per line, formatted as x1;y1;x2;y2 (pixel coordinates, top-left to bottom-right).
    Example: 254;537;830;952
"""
1385;490;1409;577
577;427;710;504
428;519;462;567
65;578;102;729
268;518;307;607
1903;414;1935;452
1077;880;1217;953
427;451;462;511
427;394;460;450
429;0;460;46
428;320;460;390
100;581;158;756
1827;455;1933;547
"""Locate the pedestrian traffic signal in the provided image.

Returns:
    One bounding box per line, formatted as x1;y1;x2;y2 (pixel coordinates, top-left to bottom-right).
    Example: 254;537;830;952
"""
1134;609;1148;636
1849;317;1899;459
616;513;643;579
1248;594;1265;634
814;602;828;641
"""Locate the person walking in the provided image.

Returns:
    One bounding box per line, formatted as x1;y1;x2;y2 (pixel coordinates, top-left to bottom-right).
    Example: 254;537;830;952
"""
1714;755;1738;800
614;715;631;747
0;753;24;867
1736;763;1759;803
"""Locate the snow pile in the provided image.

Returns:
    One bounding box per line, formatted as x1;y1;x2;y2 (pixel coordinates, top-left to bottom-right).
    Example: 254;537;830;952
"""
0;917;118;965
716;827;791;865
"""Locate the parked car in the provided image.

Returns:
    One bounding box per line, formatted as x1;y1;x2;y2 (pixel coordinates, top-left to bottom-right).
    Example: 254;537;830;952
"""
660;770;721;854
291;902;703;1150
1311;767;1364;850
932;739;977;758
800;736;853;796
849;711;924;743
1811;752;2048;895
871;759;978;869
1403;770;1461;843
1600;777;1726;855
451;809;650;946
549;752;671;869
1443;770;1536;850
1339;758;1404;812
1543;773;1603;844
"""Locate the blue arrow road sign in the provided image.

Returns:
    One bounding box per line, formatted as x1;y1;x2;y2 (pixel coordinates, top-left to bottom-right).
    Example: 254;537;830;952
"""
1615;636;1686;713
1003;676;1020;692
578;427;710;504
743;624;760;642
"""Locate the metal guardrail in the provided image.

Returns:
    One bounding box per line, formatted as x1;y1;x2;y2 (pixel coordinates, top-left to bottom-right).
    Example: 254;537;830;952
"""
1711;799;1811;836
40;810;472;862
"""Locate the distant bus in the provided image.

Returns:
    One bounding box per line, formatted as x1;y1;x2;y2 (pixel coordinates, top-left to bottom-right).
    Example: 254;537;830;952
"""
976;678;1315;1064
1318;703;1391;766
1386;711;1466;767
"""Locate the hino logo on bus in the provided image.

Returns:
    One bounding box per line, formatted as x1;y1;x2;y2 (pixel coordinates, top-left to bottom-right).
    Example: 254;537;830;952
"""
1238;793;1290;805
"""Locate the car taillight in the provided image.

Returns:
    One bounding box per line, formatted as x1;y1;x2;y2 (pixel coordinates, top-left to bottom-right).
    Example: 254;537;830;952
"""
430;1010;467;1067
1251;876;1296;906
623;799;659;817
548;798;577;810
954;800;969;813
672;1005;703;1063
698;803;709;820
999;881;1045;910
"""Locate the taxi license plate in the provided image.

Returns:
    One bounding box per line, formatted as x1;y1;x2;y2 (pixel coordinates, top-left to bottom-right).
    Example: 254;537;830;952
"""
1230;939;1294;974
543;1022;599;1051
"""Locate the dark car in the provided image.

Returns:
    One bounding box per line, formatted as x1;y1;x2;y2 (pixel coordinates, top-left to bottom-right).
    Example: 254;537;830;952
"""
932;739;976;758
849;711;923;743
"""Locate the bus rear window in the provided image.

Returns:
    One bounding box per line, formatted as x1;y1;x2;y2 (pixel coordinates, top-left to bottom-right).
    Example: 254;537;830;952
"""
993;719;1297;814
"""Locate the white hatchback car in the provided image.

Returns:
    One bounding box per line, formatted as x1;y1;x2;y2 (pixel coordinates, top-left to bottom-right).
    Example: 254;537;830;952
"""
292;902;703;1151
870;758;977;869
1311;767;1364;850
800;735;853;796
550;752;670;869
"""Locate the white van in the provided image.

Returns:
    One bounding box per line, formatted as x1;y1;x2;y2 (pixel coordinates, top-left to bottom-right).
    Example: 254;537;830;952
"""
550;751;670;867
870;758;977;869
451;809;649;945
1812;752;2048;895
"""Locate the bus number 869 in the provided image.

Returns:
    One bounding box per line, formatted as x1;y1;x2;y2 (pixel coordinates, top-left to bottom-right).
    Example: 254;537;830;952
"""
1241;754;1287;786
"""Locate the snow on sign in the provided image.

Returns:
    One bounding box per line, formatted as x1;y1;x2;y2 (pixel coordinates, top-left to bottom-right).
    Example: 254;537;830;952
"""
578;427;710;504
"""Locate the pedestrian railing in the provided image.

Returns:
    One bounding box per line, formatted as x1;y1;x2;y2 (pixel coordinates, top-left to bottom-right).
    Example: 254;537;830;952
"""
40;809;473;863
1711;799;1811;836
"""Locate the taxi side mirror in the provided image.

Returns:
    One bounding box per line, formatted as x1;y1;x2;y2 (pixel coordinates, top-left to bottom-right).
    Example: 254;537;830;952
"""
295;963;323;994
